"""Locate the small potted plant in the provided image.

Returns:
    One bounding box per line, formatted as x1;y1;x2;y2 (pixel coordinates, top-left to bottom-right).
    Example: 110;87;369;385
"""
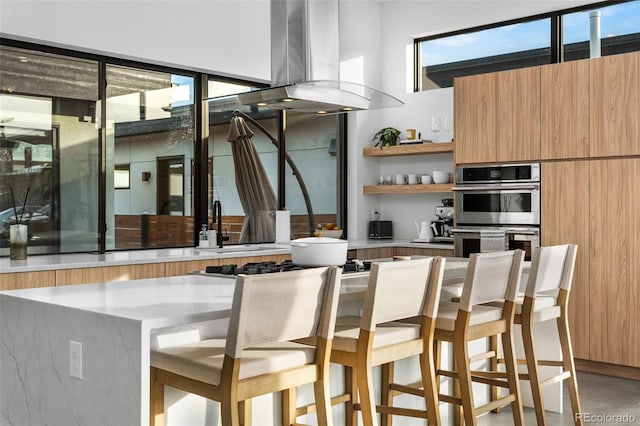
372;127;401;149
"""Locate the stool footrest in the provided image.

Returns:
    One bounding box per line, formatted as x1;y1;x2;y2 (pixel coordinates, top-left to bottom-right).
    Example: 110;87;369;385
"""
469;350;496;363
438;393;462;405
475;395;516;416
389;382;424;398
377;405;428;419
540;371;571;388
294;393;351;417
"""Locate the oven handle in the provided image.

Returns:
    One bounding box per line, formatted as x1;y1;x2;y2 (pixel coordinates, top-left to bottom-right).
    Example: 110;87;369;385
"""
505;230;539;236
452;184;539;191
451;228;504;234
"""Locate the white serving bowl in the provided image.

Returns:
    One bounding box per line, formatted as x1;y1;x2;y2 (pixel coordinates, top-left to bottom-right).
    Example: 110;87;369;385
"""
432;171;451;184
315;229;343;238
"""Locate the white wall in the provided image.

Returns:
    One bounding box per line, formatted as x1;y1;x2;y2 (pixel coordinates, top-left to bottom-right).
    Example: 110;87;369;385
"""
0;0;271;82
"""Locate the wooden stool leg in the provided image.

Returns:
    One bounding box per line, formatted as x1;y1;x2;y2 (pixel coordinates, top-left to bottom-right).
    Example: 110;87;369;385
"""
282;388;297;426
356;358;379;426
521;316;547;426
420;335;441;426
150;367;165;426
502;329;524;426
489;334;501;413
239;400;252;426
345;366;358;426
557;315;583;426
380;362;394;426
454;337;476;426
314;377;333;426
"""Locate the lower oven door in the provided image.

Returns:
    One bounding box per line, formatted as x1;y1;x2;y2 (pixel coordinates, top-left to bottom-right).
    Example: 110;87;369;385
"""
452;227;506;258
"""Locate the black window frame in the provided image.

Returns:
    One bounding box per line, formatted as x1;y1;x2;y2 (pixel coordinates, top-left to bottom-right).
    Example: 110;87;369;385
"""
414;0;637;92
0;37;349;255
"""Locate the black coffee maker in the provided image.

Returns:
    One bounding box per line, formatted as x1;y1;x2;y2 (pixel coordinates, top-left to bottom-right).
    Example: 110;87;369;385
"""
431;199;454;243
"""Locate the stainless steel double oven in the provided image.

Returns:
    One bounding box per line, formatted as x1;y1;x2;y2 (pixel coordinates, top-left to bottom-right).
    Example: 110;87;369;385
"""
452;163;540;260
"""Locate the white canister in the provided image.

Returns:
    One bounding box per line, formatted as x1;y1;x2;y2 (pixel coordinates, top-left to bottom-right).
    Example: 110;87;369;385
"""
9;224;28;260
207;230;218;247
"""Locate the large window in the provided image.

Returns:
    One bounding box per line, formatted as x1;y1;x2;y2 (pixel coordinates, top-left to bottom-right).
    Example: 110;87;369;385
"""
106;65;195;250
563;1;640;61
417;18;551;90
416;0;640;91
0;45;100;255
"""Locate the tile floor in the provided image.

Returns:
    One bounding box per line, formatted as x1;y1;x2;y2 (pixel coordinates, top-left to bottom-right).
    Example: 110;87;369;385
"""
476;372;640;425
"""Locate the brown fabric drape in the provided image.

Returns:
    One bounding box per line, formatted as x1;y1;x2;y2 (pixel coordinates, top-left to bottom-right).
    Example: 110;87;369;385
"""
226;116;277;243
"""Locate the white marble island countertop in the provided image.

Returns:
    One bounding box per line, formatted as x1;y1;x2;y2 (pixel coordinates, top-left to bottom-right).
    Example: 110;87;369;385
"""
0;274;236;327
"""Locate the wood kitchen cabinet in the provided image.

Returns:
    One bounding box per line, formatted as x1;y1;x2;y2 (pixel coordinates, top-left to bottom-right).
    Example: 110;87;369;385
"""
541;161;591;359
454;72;497;164
589;158;640;367
55;263;165;286
496;66;541;162
590;52;640;157
541;60;590;159
0;270;55;290
454;67;541;164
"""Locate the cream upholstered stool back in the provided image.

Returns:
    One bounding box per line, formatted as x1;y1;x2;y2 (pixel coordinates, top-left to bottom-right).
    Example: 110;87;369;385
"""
226;266;341;361
324;256;445;426
434;249;525;426
150;266;342;426
513;244;582;426
360;257;443;331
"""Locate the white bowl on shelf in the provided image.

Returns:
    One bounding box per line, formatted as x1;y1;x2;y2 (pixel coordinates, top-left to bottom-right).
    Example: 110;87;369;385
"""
432;171;451;184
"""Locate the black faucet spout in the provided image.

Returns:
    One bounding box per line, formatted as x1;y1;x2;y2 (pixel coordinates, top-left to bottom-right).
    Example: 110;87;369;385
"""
213;200;223;248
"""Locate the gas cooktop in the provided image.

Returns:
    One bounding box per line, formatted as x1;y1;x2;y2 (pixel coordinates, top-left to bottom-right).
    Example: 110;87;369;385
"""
202;259;369;277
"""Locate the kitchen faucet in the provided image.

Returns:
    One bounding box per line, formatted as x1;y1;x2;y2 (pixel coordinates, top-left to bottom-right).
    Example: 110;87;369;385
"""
212;200;228;248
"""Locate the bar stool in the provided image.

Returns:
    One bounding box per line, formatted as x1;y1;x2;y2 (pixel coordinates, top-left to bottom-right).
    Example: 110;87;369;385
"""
434;250;525;426
150;266;342;426
499;244;582;426
324;257;445;426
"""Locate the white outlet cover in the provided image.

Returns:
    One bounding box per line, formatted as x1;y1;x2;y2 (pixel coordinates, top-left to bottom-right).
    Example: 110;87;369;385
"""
69;340;83;380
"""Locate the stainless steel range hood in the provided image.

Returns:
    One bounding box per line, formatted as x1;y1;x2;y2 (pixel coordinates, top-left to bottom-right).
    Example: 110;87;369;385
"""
237;0;403;114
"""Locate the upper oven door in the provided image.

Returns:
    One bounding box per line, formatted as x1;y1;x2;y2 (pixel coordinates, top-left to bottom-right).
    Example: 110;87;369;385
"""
453;183;540;225
456;163;540;184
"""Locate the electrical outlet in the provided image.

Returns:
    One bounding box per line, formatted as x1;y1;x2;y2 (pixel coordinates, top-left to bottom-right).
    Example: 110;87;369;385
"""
69;340;83;380
371;209;380;220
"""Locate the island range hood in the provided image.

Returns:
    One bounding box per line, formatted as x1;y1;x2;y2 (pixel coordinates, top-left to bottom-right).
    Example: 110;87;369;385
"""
237;0;403;114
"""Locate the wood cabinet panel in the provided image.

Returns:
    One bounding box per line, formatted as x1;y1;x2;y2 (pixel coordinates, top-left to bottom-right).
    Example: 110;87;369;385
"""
394;247;453;257
164;259;219;277
541;60;590;159
541;161;590;359
496;67;541;162
348;247;395;260
0;270;56;290
55;264;165;286
589;159;640;367
454;73;497;164
590;52;640;157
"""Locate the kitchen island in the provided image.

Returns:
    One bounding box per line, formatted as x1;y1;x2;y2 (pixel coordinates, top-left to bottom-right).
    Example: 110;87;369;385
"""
1;257;560;426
